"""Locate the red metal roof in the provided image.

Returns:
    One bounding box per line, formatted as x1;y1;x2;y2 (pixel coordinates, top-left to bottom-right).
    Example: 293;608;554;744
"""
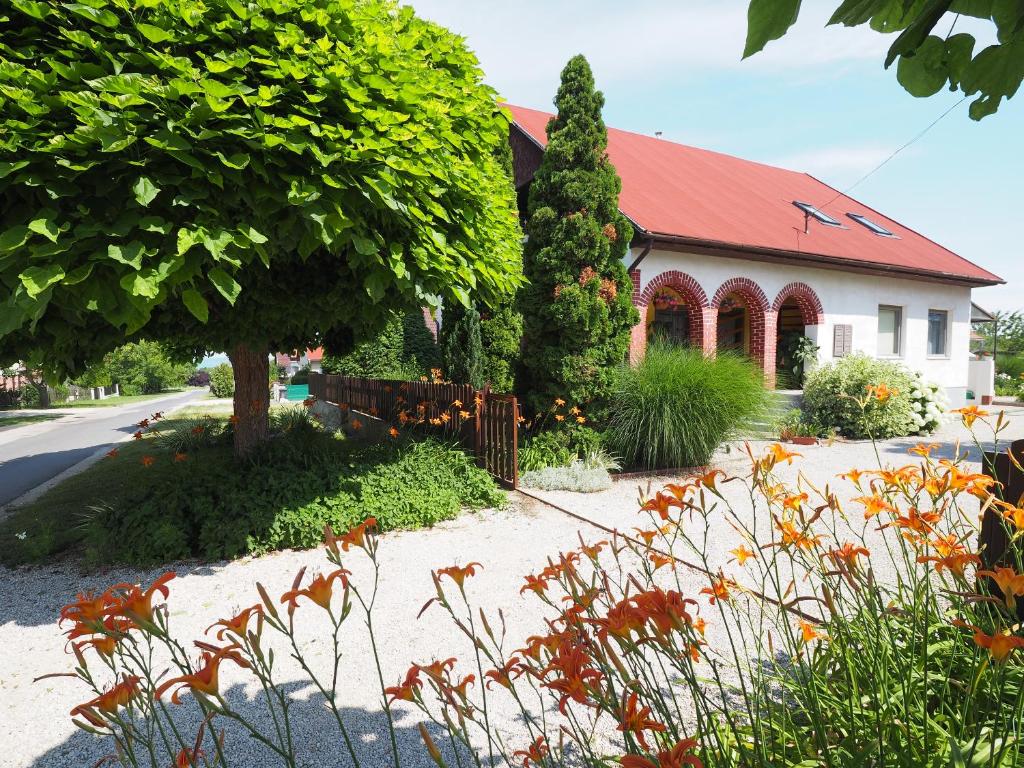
506;104;1001;286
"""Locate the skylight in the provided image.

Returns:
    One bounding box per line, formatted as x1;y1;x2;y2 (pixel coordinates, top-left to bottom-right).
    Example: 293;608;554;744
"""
847;212;896;237
792;201;842;227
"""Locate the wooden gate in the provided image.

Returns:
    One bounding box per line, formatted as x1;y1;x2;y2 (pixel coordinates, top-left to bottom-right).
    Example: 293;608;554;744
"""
309;373;518;488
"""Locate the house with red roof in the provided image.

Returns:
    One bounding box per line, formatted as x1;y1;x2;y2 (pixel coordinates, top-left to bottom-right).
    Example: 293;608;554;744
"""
275;347;324;377
506;104;1002;404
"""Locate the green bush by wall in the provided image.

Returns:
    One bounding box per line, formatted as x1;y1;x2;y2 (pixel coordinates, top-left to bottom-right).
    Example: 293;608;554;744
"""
208;363;235;399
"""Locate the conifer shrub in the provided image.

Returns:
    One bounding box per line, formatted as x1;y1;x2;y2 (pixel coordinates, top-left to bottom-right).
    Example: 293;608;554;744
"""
440;303;485;388
519;55;638;414
207;364;234;399
606;342;768;469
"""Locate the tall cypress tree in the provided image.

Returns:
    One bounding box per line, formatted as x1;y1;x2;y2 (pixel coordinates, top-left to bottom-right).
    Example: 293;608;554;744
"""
440;303;485;389
519;55;639;413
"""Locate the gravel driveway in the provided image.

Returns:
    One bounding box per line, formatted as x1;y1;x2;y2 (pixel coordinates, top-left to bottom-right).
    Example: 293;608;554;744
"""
3;405;1022;767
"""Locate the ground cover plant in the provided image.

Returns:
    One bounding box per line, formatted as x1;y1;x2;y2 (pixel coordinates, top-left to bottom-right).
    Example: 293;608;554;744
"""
803;353;947;438
50;398;1024;767
0;408;502;567
605;342;768;470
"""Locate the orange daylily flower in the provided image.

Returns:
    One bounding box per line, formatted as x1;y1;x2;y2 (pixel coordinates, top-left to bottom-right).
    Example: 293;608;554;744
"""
617;690;668;749
852;494;896;520
696;469;726;491
781;493;808;512
191;425;205;435
155;646;248;704
576;415;586;424
70;675;142;729
955;622;1024;664
799;619;826;645
459;410;471;420
640;492;681;521
542;640;604;713
649;552;675;571
416;657;456;684
588;599;647;641
513;736;549;768
997;501;1024;531
767;443;801;465
350;418;363;431
554;414;565;422
61;591;118;627
105;448;119;459
979;566;1024;611
388;427;400;438
140;455;156;467
730;544;755;566
700;574;734;605
280;568;351;611
384;665;422;703
828;542;870;570
437;562;483;588
111;572;175;624
520;574;550;596
484;657;525;689
866;383;898;403
910;442;940;458
775;517;821;551
554;398;566;407
952;405;989;428
838;468;864;485
339;518;377;551
621;738;704;768
207;604;264;641
228;414;240;425
174;452;188;463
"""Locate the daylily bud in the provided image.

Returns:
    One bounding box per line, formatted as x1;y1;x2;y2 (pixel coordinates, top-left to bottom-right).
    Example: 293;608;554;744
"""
256;583;279;619
417;722;446;767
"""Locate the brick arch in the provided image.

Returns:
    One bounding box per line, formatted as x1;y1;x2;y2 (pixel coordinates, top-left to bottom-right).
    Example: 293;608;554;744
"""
771;281;824;325
710;276;776;388
636;270;711;353
637;270;710;309
710;276;770;312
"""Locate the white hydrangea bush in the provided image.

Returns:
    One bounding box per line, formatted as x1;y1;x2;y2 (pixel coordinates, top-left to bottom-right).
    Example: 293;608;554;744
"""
908;372;948;435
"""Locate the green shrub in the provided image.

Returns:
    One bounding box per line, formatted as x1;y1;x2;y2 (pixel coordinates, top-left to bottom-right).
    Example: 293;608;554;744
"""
85;434;503;565
802;353;926;438
996;353;1024;379
154;416;229;454
605;342;768;470
323;312;437;380
290;365;312;385
208;363;235;399
519;430;575;473
78;341;191;395
440;303;485;388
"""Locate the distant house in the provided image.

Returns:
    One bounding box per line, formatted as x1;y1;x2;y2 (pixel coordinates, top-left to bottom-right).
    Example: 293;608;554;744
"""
506;104;1003;404
275;348;323;377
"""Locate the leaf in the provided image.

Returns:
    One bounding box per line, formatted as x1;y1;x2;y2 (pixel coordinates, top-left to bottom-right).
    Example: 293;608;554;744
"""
121;271;160;299
208;267;241;305
182;288;209;322
0;225;30;253
352;233;379;256
107;242;146;269
11;0;52;20
136;22;174;43
20;265;65;297
62;263;94;285
133;177;160;207
244;226;268;245
744;0;802;58
0;160;28;179
28;210;59;243
884;0;953;67
64;3;119;28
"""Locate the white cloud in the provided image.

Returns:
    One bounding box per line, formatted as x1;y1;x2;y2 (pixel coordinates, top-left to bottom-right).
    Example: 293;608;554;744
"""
773;144;900;186
403;0;890;104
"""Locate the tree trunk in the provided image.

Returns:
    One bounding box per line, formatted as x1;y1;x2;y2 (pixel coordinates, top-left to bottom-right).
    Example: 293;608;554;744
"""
227;343;270;458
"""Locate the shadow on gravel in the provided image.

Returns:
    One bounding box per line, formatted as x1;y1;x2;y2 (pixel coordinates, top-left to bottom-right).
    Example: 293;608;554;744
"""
31;679;468;768
878;435;1000;464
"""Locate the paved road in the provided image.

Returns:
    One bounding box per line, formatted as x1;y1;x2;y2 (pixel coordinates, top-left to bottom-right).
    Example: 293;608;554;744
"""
0;389;205;507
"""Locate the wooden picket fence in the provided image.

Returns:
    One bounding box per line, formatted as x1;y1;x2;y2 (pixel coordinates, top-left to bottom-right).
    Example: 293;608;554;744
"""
308;373;519;488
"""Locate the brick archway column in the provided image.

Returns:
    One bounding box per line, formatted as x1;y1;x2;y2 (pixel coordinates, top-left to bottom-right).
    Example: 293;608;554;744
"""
759;310;778;389
699;307;718;355
629;270;645;363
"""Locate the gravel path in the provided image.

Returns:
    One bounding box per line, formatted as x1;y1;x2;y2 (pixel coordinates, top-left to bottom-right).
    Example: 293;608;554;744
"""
3;406;1022;767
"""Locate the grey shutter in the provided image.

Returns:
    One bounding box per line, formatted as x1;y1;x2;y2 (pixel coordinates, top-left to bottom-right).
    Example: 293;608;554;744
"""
833;324;852;357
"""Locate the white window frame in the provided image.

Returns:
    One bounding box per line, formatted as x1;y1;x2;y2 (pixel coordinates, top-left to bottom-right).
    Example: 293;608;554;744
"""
926;308;950;359
877;304;903;358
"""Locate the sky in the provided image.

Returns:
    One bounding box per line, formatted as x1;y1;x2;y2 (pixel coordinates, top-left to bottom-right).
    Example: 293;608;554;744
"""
404;0;1023;313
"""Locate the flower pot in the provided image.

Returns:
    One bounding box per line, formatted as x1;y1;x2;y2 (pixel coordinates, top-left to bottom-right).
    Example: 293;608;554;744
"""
982;395;994;405
788;435;819;445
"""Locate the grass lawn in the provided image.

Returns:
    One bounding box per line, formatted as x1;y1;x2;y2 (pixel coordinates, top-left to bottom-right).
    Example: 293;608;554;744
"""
52;388;191;408
0;413;60;431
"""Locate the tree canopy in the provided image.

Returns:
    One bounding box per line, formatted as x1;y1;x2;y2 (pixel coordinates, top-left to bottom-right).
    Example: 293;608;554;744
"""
519;55;638;413
0;0;521;451
745;0;1024;119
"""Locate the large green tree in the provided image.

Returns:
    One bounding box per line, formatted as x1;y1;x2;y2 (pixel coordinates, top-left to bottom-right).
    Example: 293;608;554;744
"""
519;55;638;413
0;0;521;454
745;0;1023;119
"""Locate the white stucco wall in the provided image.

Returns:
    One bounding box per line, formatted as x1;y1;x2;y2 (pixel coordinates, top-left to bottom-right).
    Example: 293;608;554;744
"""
631;248;974;405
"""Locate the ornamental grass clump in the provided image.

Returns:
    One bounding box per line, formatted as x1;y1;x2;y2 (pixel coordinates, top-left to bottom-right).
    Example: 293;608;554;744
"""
49;396;1023;767
606;342;768;470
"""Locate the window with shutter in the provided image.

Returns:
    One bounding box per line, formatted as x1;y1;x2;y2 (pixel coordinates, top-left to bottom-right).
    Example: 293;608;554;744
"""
833;324;852;357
